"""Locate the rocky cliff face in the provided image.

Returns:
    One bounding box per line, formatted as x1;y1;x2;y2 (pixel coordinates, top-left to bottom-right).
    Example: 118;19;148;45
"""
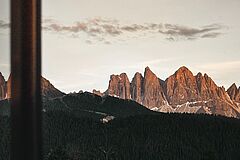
141;67;167;108
165;66;199;106
6;75;11;99
164;67;238;117
104;66;240;118
195;73;238;116
105;67;167;109
0;73;7;100
227;83;240;103
106;73;131;99
41;77;65;99
130;72;143;104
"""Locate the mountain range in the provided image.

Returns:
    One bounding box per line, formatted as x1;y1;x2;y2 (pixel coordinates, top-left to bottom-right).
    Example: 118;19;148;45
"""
1;68;240;159
1;66;240;118
94;66;240;118
0;73;65;101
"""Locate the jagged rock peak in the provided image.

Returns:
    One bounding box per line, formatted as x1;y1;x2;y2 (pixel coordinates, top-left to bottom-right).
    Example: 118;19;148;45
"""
143;66;160;84
144;66;156;77
228;83;238;91
131;72;144;104
142;66;167;108
177;66;190;72
134;72;143;77
145;66;151;71
227;83;240;102
110;73;128;79
6;74;11;99
107;72;131;99
132;72;144;83
0;72;7;100
203;73;218;89
174;66;194;77
106;67;167;109
165;66;200;105
0;72;6;84
196;72;203;77
0;72;6;83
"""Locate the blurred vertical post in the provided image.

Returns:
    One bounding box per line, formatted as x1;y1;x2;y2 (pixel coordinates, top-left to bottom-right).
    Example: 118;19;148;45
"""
11;0;42;160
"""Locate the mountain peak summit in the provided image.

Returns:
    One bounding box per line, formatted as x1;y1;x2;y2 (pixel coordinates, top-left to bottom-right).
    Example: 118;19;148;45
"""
175;66;193;76
229;83;237;90
144;66;153;73
227;83;240;102
0;72;7;100
178;66;189;71
145;66;151;70
144;66;156;78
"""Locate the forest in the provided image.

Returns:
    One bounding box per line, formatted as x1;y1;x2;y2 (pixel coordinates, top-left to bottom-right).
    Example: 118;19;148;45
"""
0;93;240;160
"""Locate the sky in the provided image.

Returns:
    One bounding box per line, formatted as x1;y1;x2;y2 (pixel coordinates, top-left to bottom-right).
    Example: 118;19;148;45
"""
0;0;240;93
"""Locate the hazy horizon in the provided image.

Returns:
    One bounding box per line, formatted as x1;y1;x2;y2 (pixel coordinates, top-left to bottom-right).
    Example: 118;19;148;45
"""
1;0;240;93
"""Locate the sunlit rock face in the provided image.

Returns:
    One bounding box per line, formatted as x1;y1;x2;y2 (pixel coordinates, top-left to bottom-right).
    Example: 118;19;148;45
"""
106;73;131;99
141;67;167;109
131;72;144;104
0;72;7;100
104;66;240;118
165;66;200;106
227;83;240;103
6;74;11;99
164;67;239;118
105;67;167;109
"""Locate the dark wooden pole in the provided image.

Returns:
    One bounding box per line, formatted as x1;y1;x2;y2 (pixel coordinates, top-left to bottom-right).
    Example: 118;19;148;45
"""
11;0;42;160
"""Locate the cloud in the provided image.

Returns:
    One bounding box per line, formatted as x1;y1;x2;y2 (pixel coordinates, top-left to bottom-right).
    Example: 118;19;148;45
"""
43;17;119;36
42;18;225;43
158;23;225;41
201;32;222;38
0;20;9;29
121;24;147;32
0;17;226;43
85;40;93;44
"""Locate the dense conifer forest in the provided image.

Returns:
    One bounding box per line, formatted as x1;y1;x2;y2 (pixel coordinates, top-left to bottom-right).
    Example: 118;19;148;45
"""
1;93;240;160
